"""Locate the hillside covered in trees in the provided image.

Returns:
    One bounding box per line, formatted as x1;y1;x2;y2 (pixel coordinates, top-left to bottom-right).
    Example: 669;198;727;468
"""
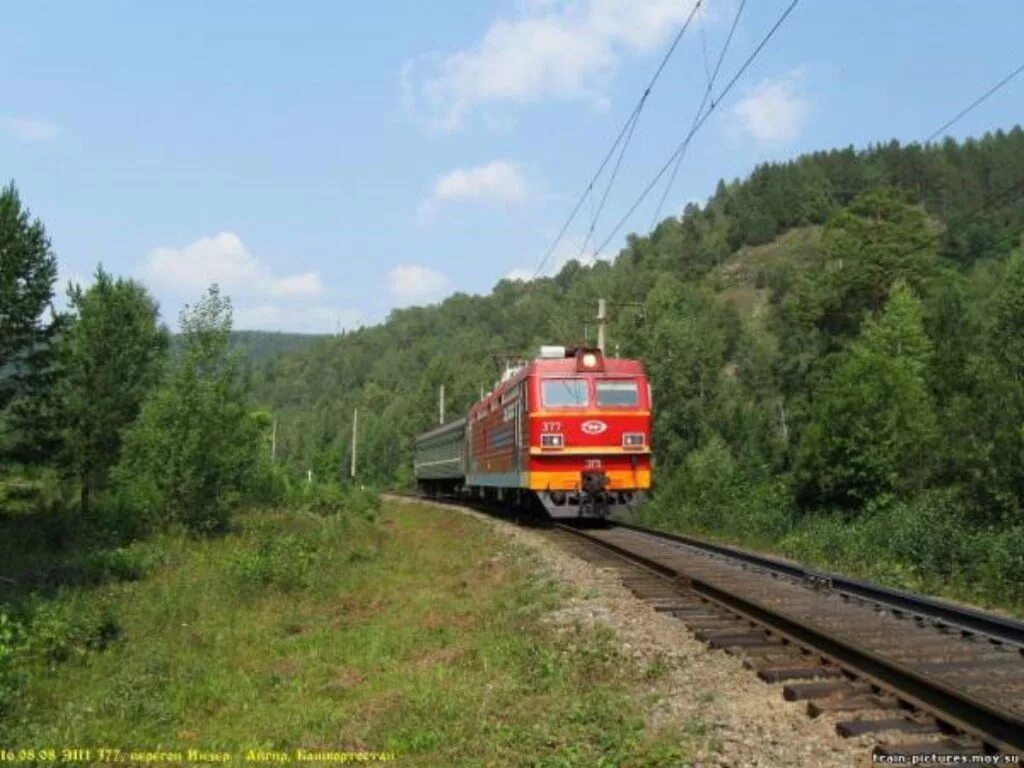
252;129;1024;608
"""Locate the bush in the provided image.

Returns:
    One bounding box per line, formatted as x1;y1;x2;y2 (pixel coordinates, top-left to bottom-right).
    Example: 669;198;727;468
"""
229;531;318;591
0;613;22;714
228;511;377;592
291;482;380;521
641;437;793;543
966;526;1024;606
94;477;164;541
81;546;155;583
245;461;291;506
24;601;121;665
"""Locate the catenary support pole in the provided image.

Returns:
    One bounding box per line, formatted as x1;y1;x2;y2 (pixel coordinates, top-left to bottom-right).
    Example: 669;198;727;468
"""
350;408;358;478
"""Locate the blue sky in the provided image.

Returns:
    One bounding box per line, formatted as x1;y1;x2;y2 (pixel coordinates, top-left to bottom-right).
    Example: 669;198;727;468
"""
3;1;1022;332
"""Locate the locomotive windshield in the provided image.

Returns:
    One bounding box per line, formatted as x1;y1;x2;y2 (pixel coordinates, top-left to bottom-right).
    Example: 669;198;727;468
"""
596;380;639;407
542;378;588;407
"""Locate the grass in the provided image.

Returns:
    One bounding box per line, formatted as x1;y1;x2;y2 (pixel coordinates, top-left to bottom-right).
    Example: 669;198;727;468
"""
1;500;697;766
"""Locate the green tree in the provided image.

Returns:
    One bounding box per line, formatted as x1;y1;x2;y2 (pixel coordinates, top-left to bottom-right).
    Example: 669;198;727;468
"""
0;183;61;463
115;286;258;532
58;267;168;512
991;249;1024;383
818;187;939;335
796;282;938;507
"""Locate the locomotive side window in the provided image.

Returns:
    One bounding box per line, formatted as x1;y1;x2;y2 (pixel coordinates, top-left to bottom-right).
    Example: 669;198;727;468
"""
596;380;639;407
542;378;588;407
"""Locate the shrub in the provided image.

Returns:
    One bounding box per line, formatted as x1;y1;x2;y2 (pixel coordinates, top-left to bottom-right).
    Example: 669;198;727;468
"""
966;526;1024;606
291;482;380;521
229;509;379;593
0;613;22;714
81;546;155;583
25;601;121;665
344;485;381;522
94;477;164;541
229;532;318;591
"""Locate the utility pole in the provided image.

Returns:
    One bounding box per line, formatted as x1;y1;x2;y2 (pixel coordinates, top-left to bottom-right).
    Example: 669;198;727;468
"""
350;408;358;479
439;384;445;424
596;298;607;354
270;417;277;463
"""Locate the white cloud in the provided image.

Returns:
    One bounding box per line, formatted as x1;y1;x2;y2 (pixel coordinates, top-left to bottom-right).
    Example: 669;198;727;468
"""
388;264;450;306
731;75;809;145
405;0;702;130
143;232;324;299
271;271;324;298
420;160;528;218
2;117;61;142
435;160;527;203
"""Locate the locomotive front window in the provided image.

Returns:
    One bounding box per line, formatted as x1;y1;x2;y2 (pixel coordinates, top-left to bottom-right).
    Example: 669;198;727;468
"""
542;378;588;407
596;380;639;407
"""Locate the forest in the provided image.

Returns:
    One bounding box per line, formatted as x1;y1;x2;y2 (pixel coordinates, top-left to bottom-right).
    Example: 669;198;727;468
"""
2;128;1023;662
250;129;1024;608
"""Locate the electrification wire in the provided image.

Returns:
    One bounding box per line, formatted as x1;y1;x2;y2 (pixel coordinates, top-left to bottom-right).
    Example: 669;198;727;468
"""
532;0;704;278
591;0;800;260
650;0;747;229
925;60;1024;144
577;106;643;260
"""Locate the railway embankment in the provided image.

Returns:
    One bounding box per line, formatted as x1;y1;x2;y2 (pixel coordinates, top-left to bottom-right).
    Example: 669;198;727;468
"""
390;495;869;766
2;496;793;766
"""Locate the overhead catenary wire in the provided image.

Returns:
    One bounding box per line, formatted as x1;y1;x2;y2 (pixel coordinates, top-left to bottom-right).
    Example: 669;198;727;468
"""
651;0;749;228
925;60;1024;144
590;0;801;261
577;105;643;260
533;0;705;278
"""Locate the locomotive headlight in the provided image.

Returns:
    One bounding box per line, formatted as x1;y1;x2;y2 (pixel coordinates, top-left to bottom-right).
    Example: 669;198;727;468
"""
622;433;645;449
541;433;565;449
581;352;599;369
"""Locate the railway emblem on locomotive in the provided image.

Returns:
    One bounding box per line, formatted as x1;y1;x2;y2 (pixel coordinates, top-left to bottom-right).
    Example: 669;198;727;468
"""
581;420;608;435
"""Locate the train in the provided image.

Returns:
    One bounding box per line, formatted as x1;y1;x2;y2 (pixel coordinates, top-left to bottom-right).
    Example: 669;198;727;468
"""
413;345;652;519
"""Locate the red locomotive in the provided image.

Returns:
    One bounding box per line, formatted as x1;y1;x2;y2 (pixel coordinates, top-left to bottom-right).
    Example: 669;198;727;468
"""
414;346;651;518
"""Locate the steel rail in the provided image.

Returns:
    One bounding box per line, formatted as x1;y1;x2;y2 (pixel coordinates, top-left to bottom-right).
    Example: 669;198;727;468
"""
613;521;1024;648
555;523;1024;754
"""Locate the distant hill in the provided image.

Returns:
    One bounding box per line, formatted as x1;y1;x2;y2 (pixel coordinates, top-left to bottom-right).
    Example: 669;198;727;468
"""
250;128;1024;484
171;330;326;365
227;331;327;365
244;128;1024;609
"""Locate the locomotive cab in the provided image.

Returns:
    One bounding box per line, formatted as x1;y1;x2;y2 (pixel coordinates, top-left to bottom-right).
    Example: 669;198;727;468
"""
527;347;651;518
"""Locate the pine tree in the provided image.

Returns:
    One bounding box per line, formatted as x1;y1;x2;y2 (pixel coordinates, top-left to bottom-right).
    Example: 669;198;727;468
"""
0;183;62;463
991;249;1024;383
115;286;258;532
819;187;939;334
58;267;168;512
797;282;938;507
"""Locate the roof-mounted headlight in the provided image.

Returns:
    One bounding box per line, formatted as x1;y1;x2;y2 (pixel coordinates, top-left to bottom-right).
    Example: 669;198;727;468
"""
575;348;604;372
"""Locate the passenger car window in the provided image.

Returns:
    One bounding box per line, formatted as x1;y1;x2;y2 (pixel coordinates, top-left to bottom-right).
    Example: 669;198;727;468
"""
595;380;639;407
542;378;588;407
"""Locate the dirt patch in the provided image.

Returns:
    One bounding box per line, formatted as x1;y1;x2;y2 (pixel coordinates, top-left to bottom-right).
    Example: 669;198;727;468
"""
329;597;388;629
418;610;476;631
269;657;301;678
390;497;872;767
412;645;467;670
323;666;366;691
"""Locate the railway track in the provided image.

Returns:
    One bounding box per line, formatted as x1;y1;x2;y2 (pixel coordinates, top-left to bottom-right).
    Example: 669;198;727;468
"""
551;522;1024;759
388;492;1024;759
